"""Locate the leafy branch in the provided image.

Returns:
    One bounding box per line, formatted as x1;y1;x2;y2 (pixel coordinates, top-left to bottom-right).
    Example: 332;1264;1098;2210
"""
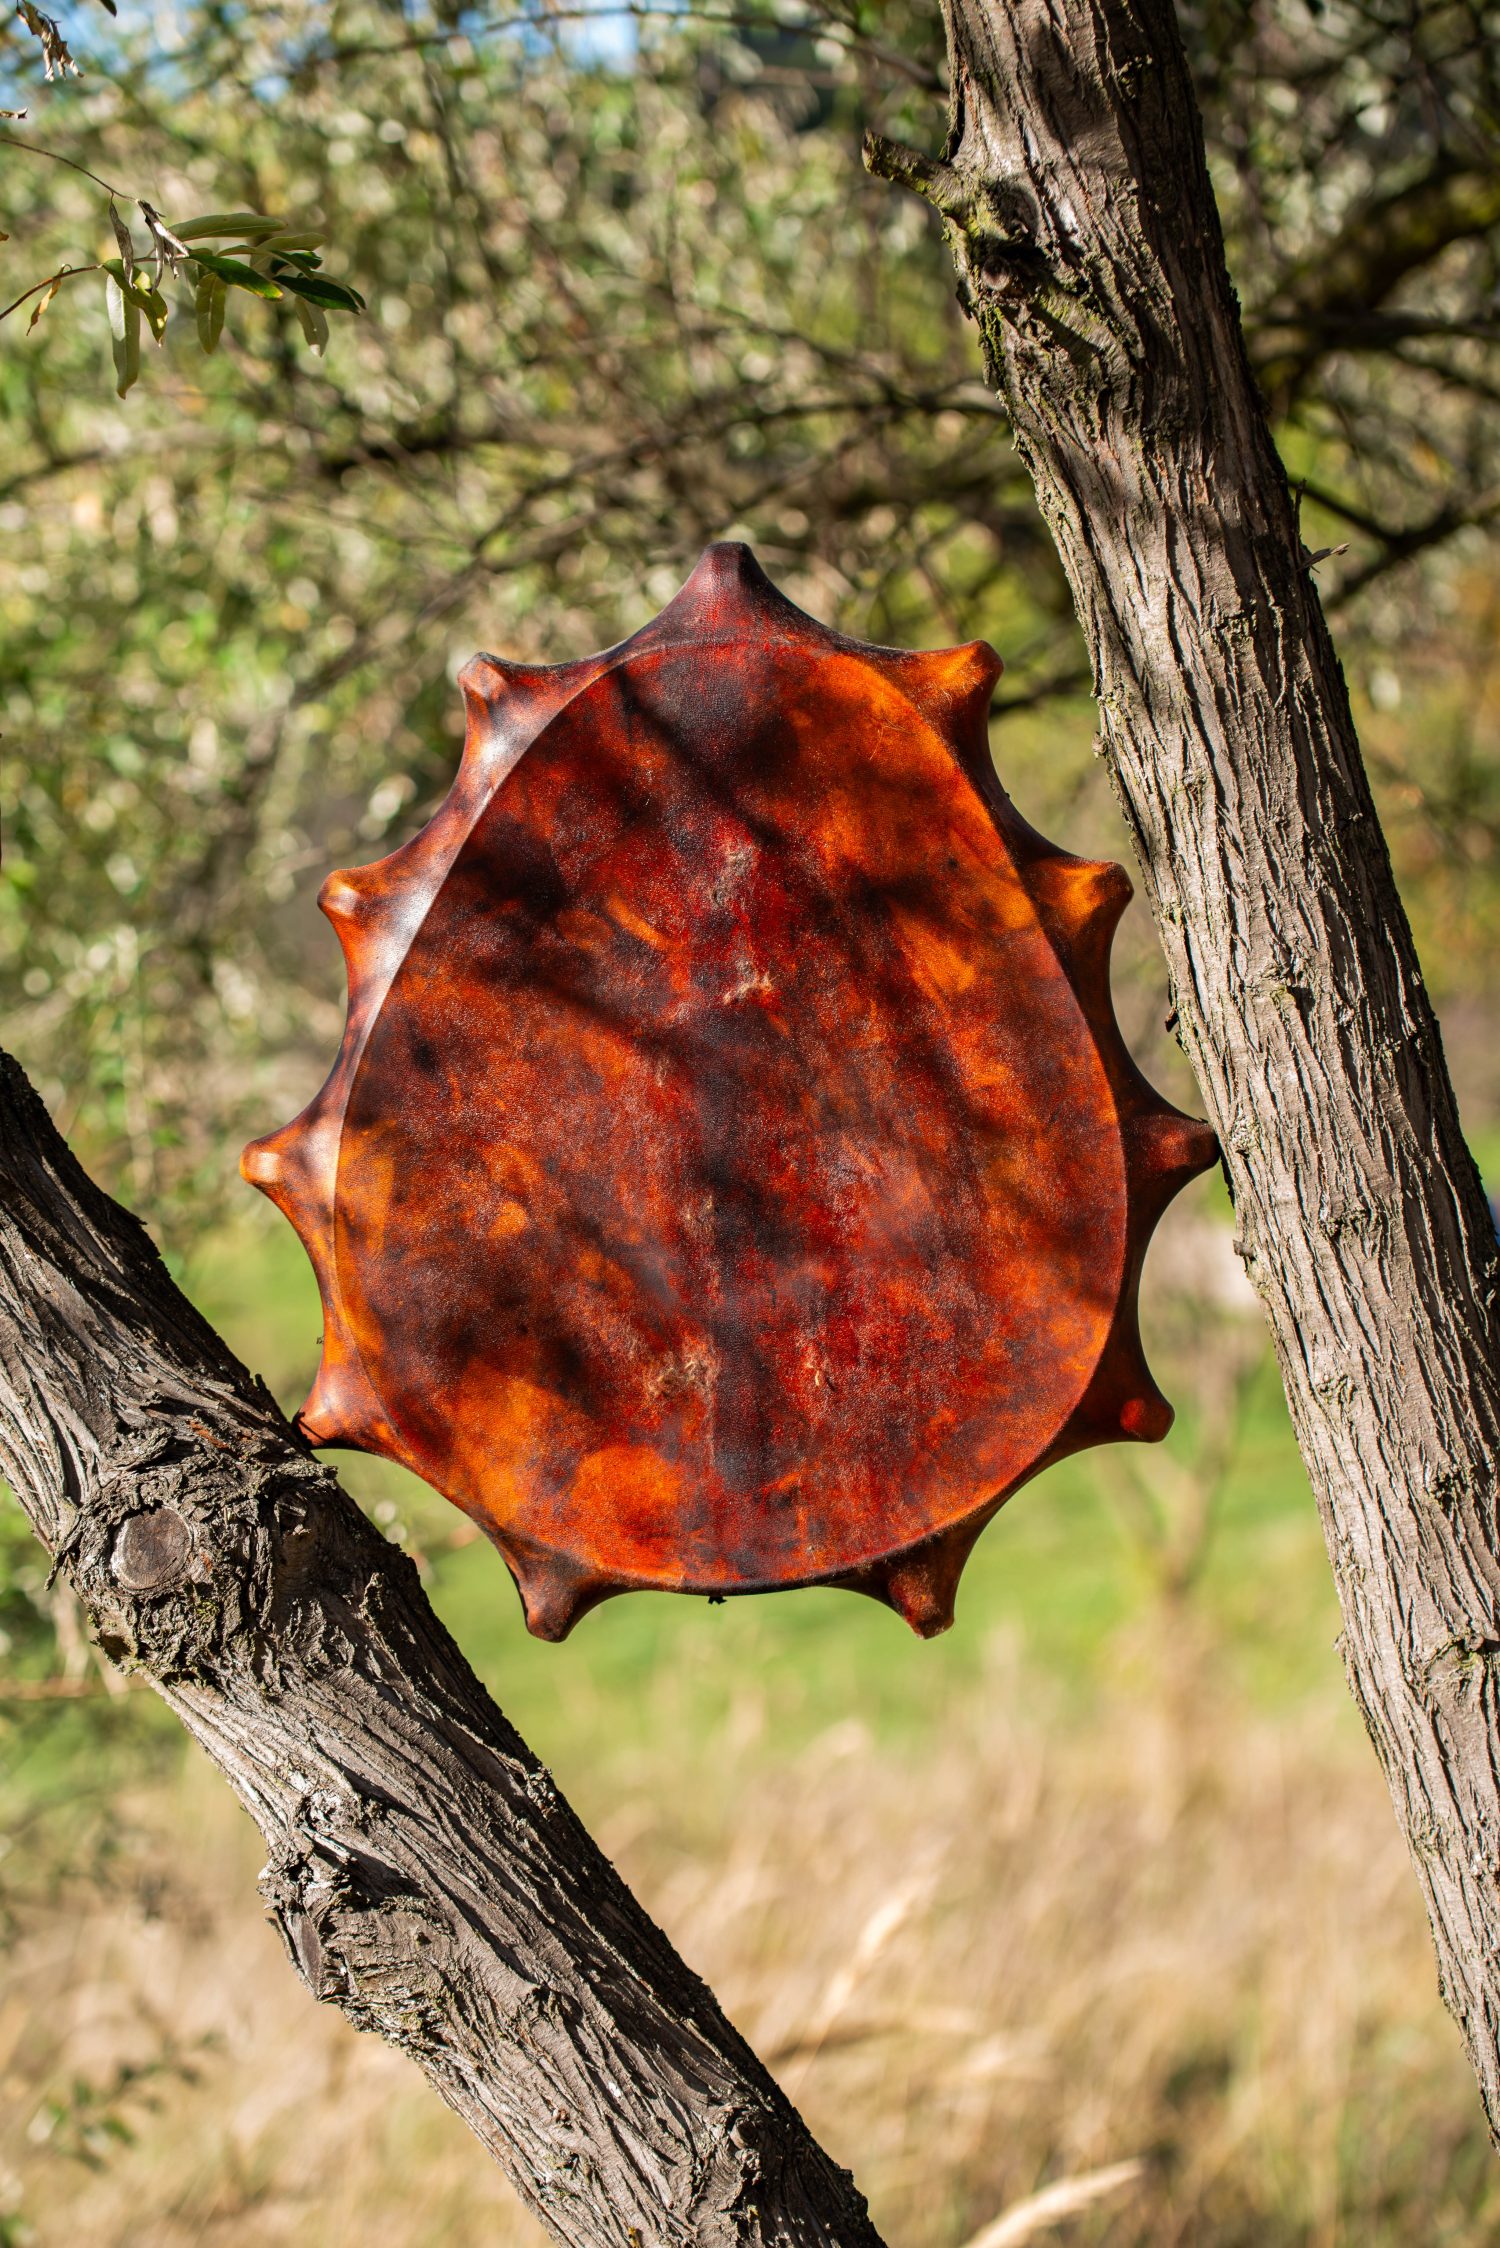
0;142;366;388
98;210;365;392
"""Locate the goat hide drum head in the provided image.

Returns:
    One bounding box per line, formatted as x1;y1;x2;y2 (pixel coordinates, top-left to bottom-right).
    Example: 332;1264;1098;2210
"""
243;543;1216;1640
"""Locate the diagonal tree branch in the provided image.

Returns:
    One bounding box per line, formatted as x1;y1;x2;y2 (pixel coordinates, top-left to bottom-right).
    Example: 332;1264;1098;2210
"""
0;1047;885;2248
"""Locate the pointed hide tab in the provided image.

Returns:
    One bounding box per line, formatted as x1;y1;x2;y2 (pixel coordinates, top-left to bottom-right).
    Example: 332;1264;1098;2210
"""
1025;854;1133;949
239;1122;325;1224
913;640;1003;720
298;1351;388;1452
909;641;1003;778
882;1547;962;1639
683;538;777;599
839;1523;984;1640
1118;1387;1174;1443
319;869;369;926
240;1134;285;1190
456;651;517;727
508;1548;615;1643
1129;1108;1220;1201
1060;1347;1175;1455
655;540;797;645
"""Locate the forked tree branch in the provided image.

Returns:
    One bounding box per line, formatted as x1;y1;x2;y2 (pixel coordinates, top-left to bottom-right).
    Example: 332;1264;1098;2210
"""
0;1048;885;2248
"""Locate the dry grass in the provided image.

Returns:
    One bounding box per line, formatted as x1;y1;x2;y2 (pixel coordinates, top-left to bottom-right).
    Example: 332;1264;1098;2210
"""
3;1610;1497;2248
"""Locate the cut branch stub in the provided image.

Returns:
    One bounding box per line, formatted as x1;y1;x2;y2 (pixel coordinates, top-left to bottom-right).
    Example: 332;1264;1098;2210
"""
244;542;1215;1641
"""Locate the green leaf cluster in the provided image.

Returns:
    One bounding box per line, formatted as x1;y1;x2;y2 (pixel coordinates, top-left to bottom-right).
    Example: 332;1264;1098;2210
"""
98;212;365;392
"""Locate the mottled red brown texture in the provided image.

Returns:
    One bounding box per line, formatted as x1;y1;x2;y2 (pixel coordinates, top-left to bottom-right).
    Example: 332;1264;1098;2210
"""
244;545;1215;1639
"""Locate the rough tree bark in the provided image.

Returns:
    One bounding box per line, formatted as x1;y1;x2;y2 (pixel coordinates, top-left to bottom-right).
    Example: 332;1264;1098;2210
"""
0;1053;885;2248
869;0;1500;2137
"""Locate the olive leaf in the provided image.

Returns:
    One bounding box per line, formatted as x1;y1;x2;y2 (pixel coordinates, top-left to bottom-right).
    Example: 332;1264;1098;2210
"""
102;259;170;343
139;281;169;342
189;250;283;300
108;201;136;288
104;270;141;397
27;271;65;332
294;295;329;355
16;197;361;387
278;271;365;313
171;213;286;243
254;231;326;255
194;268;226;354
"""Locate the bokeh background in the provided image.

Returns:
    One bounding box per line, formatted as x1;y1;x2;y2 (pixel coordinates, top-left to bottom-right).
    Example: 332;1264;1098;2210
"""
3;1;1499;2241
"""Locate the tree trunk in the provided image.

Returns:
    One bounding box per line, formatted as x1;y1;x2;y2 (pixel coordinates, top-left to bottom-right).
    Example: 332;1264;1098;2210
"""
869;0;1500;2136
0;1051;884;2248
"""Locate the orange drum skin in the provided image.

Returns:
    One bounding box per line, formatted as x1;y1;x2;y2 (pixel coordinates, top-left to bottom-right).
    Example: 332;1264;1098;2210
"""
243;545;1217;1641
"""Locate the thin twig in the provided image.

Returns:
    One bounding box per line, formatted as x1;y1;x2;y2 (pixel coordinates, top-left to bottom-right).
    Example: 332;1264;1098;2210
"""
0;131;128;196
0;262;96;323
